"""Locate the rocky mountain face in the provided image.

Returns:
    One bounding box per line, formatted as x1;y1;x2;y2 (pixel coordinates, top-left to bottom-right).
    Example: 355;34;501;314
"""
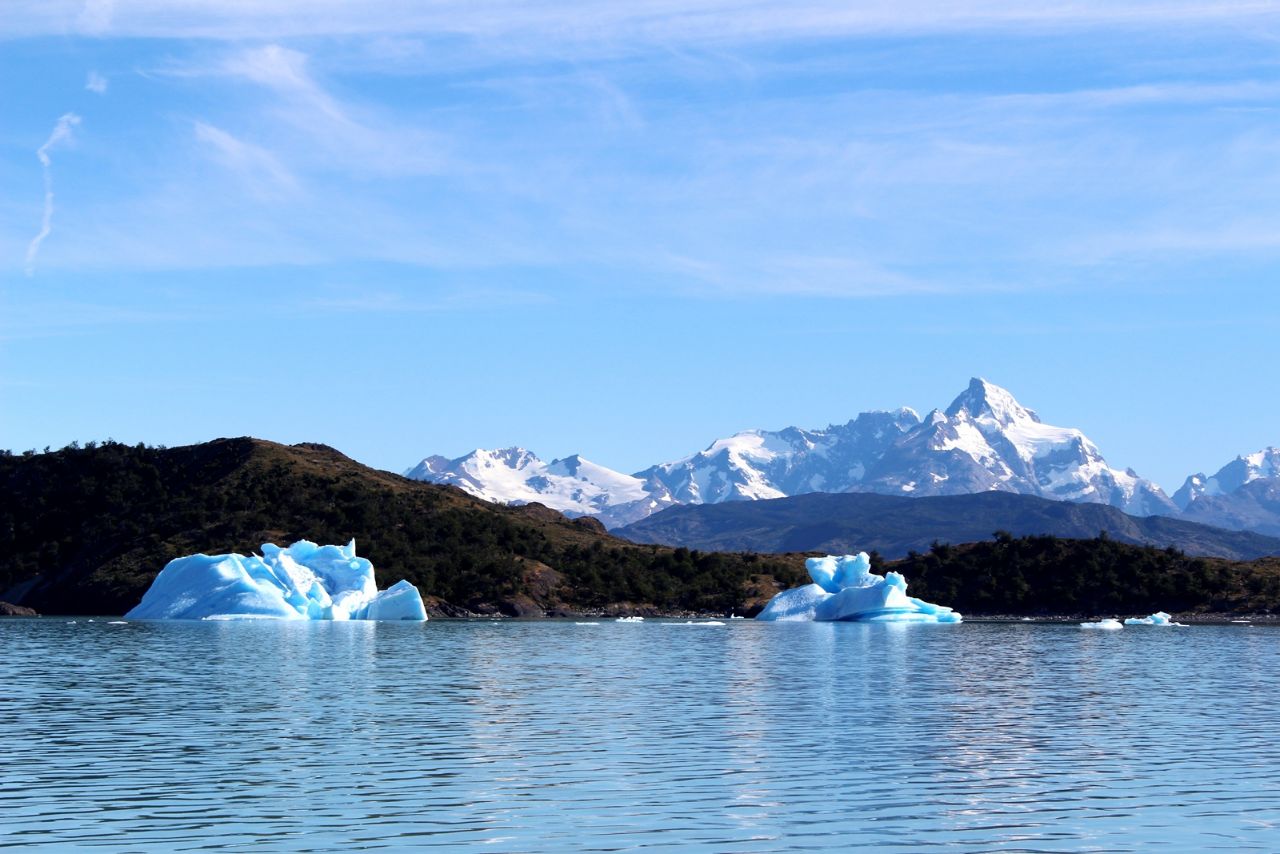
1175;448;1280;536
407;378;1179;528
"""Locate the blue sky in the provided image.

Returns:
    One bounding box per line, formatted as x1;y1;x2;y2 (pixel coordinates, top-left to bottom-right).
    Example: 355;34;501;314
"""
2;1;1279;491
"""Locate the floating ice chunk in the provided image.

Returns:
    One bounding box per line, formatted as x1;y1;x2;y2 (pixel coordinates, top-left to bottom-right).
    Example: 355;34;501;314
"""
364;580;429;621
1124;611;1187;626
663;620;726;626
756;553;961;623
1080;618;1124;630
615;616;644;623
125;540;427;622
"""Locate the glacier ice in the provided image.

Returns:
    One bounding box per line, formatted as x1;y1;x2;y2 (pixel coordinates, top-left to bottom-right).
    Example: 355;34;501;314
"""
125;540;427;622
1124;611;1187;626
756;553;962;623
1080;618;1124;630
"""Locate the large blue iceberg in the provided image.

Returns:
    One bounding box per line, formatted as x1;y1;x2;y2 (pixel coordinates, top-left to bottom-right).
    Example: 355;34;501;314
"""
125;540;428;621
756;553;961;623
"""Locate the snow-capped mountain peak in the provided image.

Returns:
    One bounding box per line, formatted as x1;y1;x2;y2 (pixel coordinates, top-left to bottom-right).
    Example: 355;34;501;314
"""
1173;446;1280;510
406;379;1178;527
404;447;674;528
945;377;1042;426
1173;447;1280;536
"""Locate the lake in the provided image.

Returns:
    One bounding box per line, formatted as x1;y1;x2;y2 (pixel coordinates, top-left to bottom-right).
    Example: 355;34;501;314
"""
2;618;1278;851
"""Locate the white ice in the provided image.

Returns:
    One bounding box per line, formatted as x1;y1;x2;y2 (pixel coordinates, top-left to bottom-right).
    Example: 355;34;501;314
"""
125;540;428;621
1124;611;1187;626
756;553;962;623
1080;618;1124;630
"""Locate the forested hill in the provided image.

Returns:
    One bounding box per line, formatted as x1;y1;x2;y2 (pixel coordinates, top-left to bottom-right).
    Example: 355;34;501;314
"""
875;534;1280;617
0;438;804;616
3;438;1279;618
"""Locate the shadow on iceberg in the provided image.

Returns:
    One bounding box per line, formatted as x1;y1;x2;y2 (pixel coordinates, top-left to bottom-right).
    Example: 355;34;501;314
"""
125;540;427;621
756;553;961;623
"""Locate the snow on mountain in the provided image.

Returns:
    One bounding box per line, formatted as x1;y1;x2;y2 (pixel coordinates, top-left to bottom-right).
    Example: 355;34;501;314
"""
635;409;922;506
1173;447;1280;536
403;448;676;528
863;378;1177;516
405;378;1177;527
1173;447;1280;509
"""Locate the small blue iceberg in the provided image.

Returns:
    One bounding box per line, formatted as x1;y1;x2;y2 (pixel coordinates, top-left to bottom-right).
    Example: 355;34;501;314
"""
1124;611;1187;626
756;553;961;623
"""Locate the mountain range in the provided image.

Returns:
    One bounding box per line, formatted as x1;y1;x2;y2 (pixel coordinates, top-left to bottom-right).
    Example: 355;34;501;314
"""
406;378;1280;536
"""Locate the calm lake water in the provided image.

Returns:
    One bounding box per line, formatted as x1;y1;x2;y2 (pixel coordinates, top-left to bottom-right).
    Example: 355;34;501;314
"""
2;618;1278;851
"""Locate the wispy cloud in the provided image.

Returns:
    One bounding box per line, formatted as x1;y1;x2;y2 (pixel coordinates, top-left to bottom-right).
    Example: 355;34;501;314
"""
25;113;81;276
302;288;552;314
174;44;446;177
74;0;114;35
987;80;1280;111
193;121;297;196
0;298;189;341
4;1;1279;45
85;70;108;93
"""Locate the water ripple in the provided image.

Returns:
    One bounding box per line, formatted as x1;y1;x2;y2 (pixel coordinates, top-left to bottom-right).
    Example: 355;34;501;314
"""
1;620;1278;850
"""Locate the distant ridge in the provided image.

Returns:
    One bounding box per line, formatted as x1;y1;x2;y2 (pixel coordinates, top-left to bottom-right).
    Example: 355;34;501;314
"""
615;491;1280;561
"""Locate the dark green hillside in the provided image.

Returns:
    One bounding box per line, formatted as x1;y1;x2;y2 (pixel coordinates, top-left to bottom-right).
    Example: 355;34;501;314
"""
0;439;804;616
883;532;1280;616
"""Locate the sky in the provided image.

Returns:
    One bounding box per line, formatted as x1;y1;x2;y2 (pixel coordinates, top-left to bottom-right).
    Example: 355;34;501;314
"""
2;1;1280;492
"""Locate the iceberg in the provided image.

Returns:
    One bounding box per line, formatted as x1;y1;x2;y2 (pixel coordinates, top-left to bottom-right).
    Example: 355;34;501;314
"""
1124;612;1187;626
1080;618;1123;630
756;553;962;623
125;540;428;621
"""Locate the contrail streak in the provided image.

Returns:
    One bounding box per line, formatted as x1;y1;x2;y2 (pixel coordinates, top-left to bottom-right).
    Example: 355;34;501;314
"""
25;113;82;276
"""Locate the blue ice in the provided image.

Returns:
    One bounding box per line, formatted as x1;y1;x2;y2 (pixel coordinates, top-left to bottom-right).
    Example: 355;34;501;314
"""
1124;612;1186;626
125;540;428;621
756;553;962;623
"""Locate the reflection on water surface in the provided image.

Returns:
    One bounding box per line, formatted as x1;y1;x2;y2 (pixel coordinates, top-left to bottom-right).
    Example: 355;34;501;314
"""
2;619;1277;851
